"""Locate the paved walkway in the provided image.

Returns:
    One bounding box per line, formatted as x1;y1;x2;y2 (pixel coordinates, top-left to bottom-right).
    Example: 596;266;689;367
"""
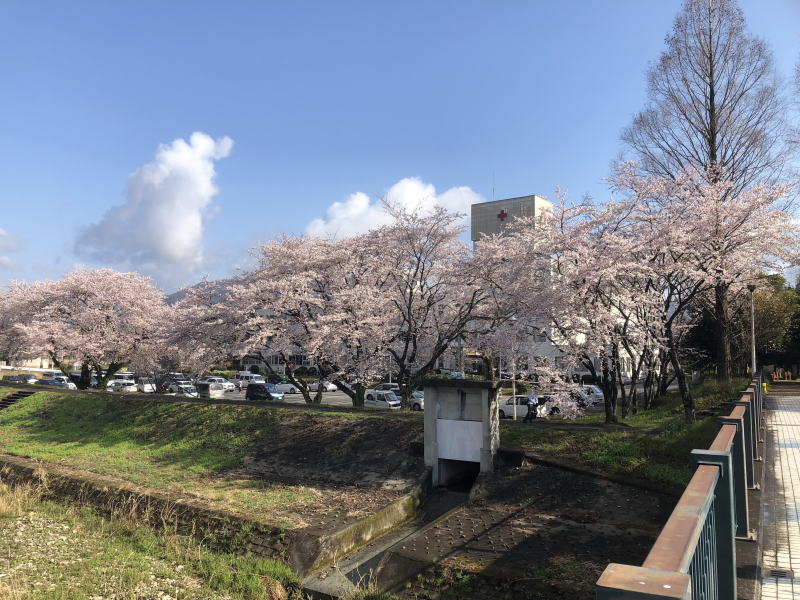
760;384;800;600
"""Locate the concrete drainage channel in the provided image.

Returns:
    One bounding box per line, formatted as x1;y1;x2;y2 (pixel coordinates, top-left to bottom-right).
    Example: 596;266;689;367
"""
302;476;478;598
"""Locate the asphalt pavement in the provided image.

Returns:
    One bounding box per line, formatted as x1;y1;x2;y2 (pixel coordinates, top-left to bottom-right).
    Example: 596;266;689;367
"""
226;388;356;407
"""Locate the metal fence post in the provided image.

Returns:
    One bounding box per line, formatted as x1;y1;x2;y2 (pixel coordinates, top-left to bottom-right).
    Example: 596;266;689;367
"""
719;415;750;539
596;564;691;599
690;450;737;600
754;377;765;437
733;398;756;488
741;390;760;461
746;383;762;443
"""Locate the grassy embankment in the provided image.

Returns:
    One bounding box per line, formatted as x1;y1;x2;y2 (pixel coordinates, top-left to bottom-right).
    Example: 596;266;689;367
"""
0;391;402;599
502;379;749;488
0;391;345;523
0;476;300;600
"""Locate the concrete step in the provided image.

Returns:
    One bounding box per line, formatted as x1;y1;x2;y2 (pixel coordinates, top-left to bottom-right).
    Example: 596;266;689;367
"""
302;489;467;599
0;390;35;409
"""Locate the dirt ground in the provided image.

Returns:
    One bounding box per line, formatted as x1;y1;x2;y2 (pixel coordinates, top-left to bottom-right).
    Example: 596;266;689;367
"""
230;411;426;530
395;461;675;600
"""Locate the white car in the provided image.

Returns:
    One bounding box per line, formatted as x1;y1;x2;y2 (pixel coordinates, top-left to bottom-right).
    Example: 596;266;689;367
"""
137;377;157;393
274;381;299;394
174;384;198;397
364;390;401;410
233;373;265;390
579;385;604;407
199;376;236;392
307;380;338;392
108;380;138;393
168;379;194;392
499;395;530;419
374;383;400;392
410;391;424;411
52;375;78;390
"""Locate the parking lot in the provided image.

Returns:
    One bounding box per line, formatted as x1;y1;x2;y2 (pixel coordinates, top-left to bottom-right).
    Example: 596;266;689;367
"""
227;388;356;407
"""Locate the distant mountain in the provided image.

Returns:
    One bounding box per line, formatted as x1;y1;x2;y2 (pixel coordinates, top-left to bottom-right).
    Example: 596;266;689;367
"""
165;277;236;305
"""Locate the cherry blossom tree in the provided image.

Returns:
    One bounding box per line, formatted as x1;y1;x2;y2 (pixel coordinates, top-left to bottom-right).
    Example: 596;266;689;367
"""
174;205;500;407
168;277;249;380
242;234;390;406
608;164;797;420
474;194;660;423
0;290;28;365
5;269;169;389
367;206;499;402
476;163;798;423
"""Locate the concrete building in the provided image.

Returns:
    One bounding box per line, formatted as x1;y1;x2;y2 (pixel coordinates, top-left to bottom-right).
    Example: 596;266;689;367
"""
469;194;636;383
470;194;552;244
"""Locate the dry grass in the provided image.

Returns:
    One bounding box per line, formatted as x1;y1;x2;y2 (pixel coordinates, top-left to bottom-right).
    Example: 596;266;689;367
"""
0;480;40;518
0;476;302;599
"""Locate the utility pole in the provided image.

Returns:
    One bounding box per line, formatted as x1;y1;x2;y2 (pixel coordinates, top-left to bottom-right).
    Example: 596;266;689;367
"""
748;284;757;377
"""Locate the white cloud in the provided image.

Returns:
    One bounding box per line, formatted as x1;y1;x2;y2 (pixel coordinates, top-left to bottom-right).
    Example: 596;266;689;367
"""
0;228;17;252
76;132;233;288
0;228;18;270
305;177;484;238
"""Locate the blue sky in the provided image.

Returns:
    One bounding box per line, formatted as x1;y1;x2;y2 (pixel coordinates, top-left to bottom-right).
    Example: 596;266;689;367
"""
1;0;798;291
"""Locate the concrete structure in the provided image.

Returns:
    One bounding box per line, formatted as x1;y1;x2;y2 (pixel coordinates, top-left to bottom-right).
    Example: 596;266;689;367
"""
470;194;552;244
422;379;499;487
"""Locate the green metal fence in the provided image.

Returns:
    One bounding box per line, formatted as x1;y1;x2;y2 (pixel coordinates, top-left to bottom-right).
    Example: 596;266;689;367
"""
595;376;763;600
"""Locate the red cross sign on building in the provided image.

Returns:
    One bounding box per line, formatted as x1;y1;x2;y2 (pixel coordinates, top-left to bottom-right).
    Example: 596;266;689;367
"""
497;209;508;221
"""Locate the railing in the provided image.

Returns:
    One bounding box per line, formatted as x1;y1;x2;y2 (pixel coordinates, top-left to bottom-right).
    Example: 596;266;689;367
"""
596;375;764;600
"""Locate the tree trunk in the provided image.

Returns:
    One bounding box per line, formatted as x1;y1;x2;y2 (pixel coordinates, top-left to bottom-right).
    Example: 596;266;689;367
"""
482;354;495;383
96;362;123;391
665;323;694;423
78;362;93;389
335;379;365;407
657;349;672;397
715;281;732;382
601;357;617;424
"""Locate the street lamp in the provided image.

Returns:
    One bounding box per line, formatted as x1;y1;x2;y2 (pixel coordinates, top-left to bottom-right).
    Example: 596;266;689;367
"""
747;283;756;377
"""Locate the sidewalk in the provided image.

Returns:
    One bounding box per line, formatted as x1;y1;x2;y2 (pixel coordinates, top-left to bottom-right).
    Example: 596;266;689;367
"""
760;383;800;600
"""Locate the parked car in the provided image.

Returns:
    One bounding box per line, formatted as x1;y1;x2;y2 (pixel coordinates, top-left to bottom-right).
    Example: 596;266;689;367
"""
499;395;530;419
497;393;566;418
174;384;198;397
245;383;285;401
577;385;604;407
168;379;194;393
18;374;39;385
538;391;588;416
69;372;98;387
108;380;138;393
233;372;267;390
273;380;299;394
374;383;400;392
307;380;337;392
136;377;157;393
36;378;68;389
52;375;77;390
364;390;401;410
199;376;235;392
197;381;226;399
2;375;22;384
410;391;424;411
